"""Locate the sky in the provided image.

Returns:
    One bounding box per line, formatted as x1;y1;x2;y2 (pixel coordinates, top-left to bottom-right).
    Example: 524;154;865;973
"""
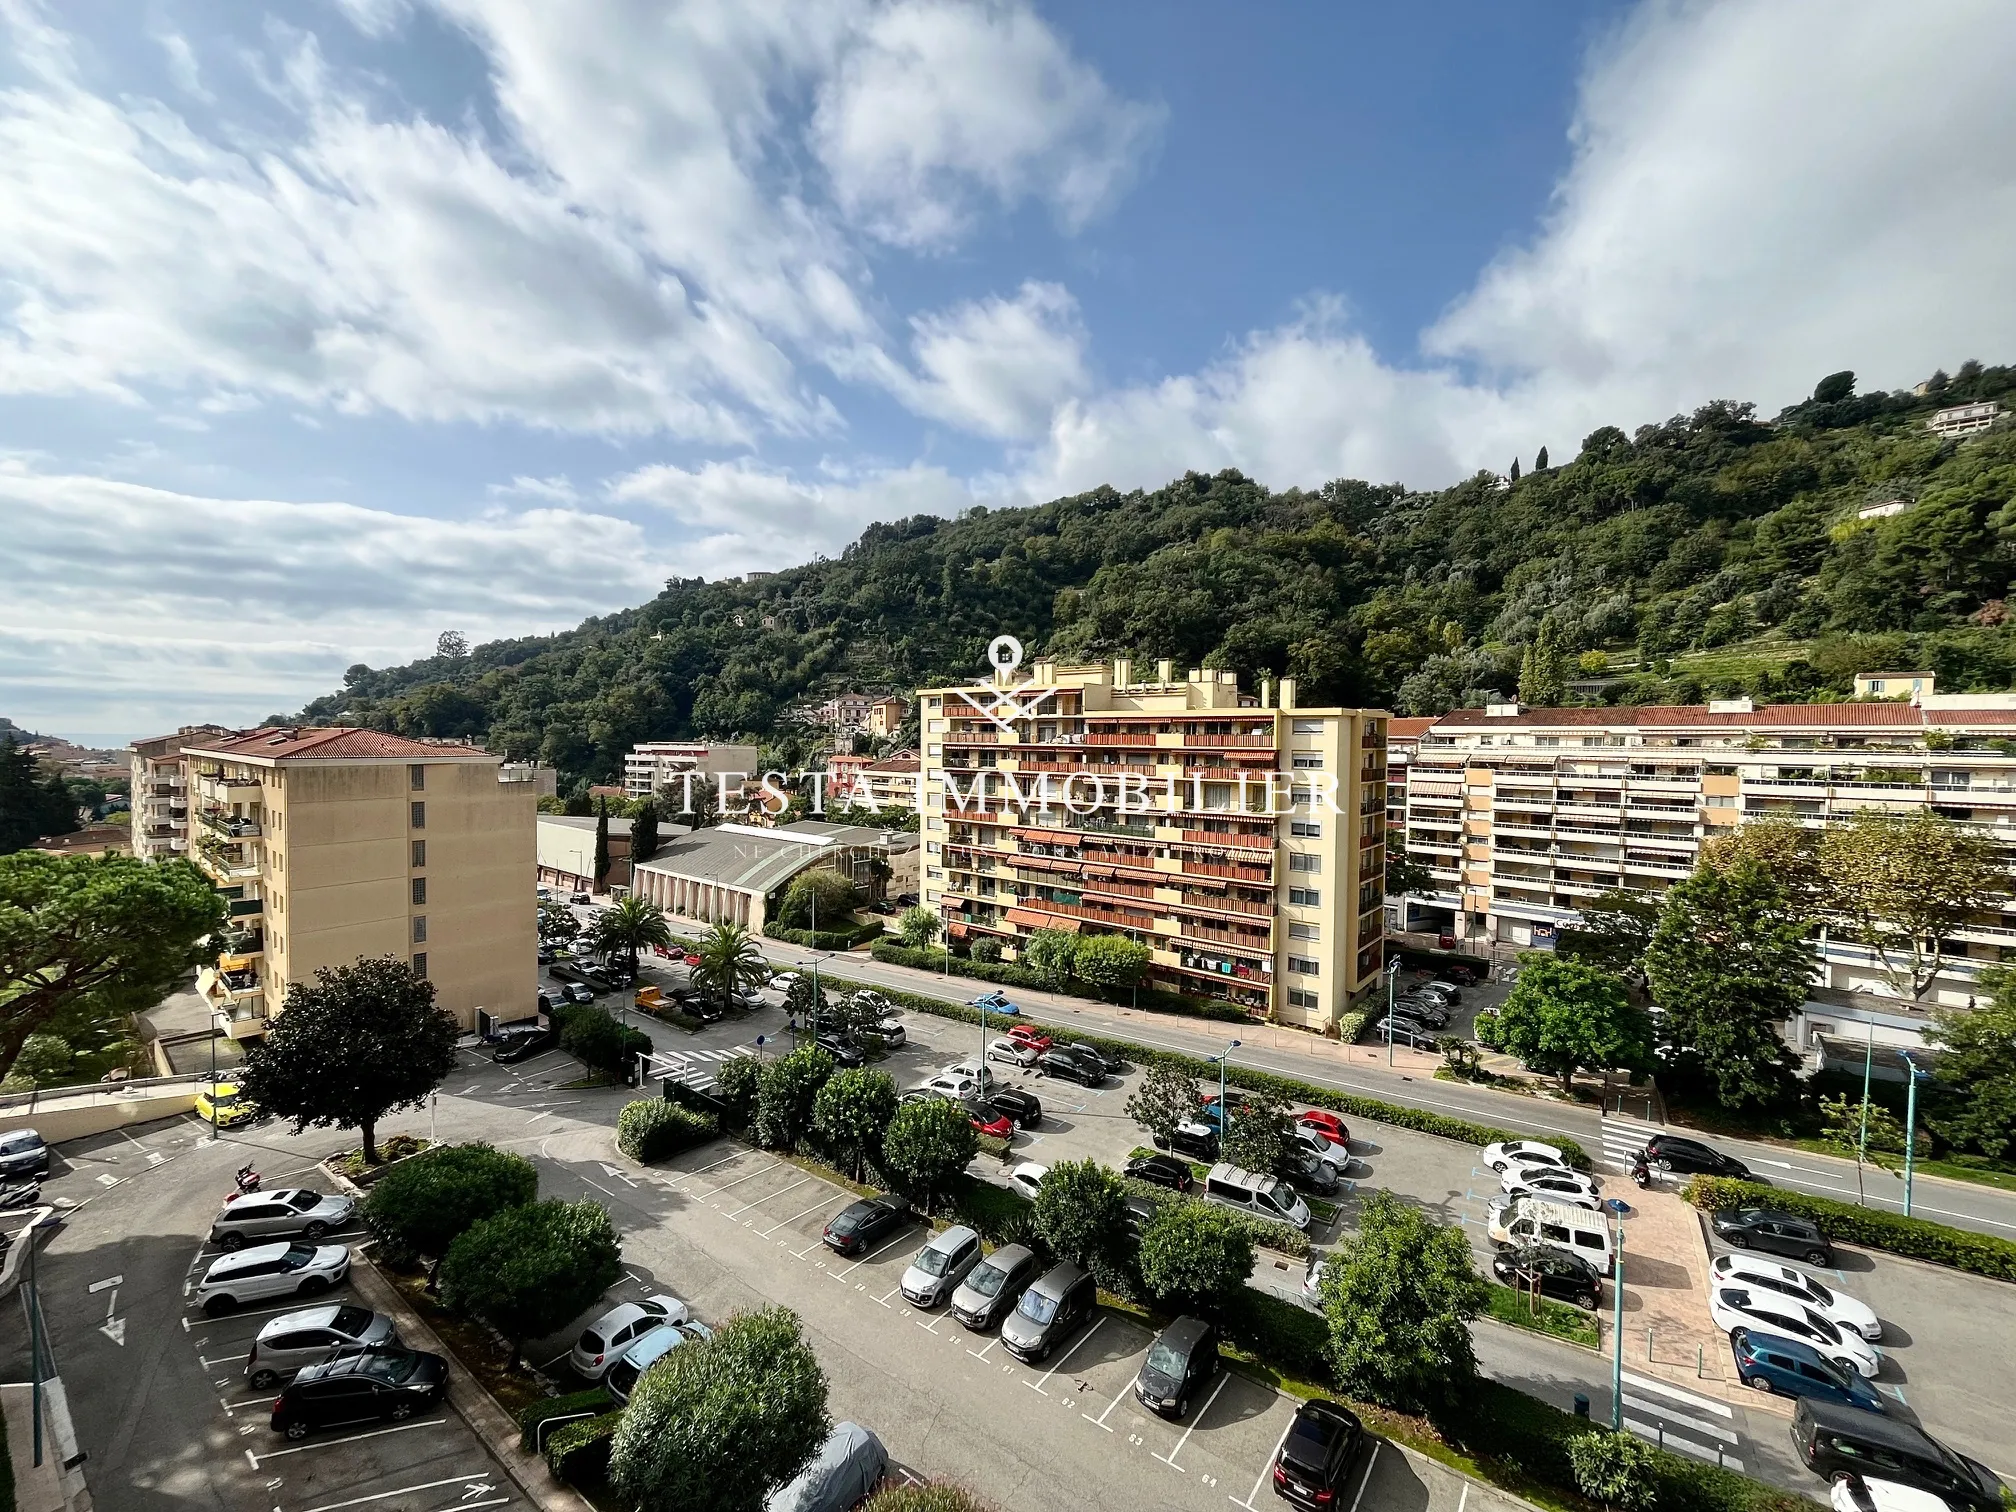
3;0;2015;745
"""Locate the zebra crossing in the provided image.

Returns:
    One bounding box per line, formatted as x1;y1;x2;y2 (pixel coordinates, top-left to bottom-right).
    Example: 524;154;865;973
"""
650;1043;755;1092
1618;1370;1745;1471
1599;1115;1662;1173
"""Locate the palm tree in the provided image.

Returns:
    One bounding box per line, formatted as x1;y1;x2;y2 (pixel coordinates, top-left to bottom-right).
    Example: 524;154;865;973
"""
691;920;765;1013
589;895;672;981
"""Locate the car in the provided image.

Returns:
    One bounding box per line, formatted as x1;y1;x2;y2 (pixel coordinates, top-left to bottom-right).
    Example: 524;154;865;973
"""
964;1100;1015;1139
1832;1475;1983;1512
1291;1150;1340;1195
1293;1127;1350;1174
943;1058;996;1092
1058;1041;1124;1076
859;1017;907;1049
1376;1019;1439;1050
1642;1133;1752;1180
999;1261;1096;1363
1711;1254;1881;1342
1125;1152;1194;1192
729;989;765;1012
494;1025;556;1063
605;1320;715;1404
1392;997;1450;1027
969;990;1015;1013
212;1188;356;1250
1491;1246;1603;1310
1297;1112;1349;1152
558;982;596;1006
823;1194;912;1255
1712;1208;1833;1267
1734;1331;1887;1411
1411;979;1461;1004
1006;1025;1053;1054
1793;1399;2006;1512
1035;1047;1105;1086
269;1348;447;1440
900;1226;983;1308
814;1033;867;1069
0;1130;50;1180
917;1072;981;1101
1482;1140;1572;1176
763;1421;888;1512
535;988;560;1014
1709;1285;1880;1378
1153;1120;1220;1162
246;1305;399;1388
769;972;802;993
1006;1162;1049;1202
536;944;558;964
1501;1169;1603;1211
198;1241;352;1315
986;1037;1041;1070
195;1080;257;1128
1273;1398;1366;1508
1122;1194;1159;1237
949;1242;1042;1331
569;891;591;905
569;1294;693;1381
1134;1315;1219;1419
546;962;600;991
981;1086;1042;1128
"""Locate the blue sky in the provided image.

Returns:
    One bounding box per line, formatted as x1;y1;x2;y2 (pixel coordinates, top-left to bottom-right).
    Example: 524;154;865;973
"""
2;0;2012;742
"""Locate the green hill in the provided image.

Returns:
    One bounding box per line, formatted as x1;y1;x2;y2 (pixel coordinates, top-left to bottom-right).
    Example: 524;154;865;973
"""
300;362;2016;792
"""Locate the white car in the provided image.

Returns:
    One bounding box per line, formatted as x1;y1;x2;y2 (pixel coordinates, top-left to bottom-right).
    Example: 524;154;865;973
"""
1832;1476;1956;1512
1711;1254;1881;1343
1708;1284;1881;1378
569;1294;692;1380
1501;1168;1602;1210
1007;1162;1049;1203
985;1037;1040;1070
917;1073;980;1101
942;1059;996;1093
1482;1140;1572;1176
196;1241;351;1315
768;972;801;994
1302;1254;1330;1306
1294;1127;1350;1173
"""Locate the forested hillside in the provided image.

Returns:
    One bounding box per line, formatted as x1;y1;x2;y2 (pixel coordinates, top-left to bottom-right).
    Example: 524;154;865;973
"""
303;362;2016;792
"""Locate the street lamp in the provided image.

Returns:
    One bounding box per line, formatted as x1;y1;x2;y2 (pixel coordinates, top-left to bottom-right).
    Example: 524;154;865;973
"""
1609;1206;1627;1430
1385;956;1402;1068
1900;1050;1932;1217
1212;1038;1242;1155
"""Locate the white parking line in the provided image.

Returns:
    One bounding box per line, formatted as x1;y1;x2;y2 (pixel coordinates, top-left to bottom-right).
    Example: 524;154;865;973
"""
1022;1317;1107;1396
246;1417;449;1466
424;1498;509;1512
200;1353;249;1367
705;1160;787;1195
296;1470;495;1512
727;1174;810;1218
1231;1418;1295;1510
1347;1443;1380;1512
759;1199;837;1238
836;1229;918;1278
968;1337;998;1362
1153;1371;1229;1470
1083;1388;1126;1431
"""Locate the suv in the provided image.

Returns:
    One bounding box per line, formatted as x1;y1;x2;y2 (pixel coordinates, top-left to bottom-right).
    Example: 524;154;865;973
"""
1713;1208;1832;1266
198;1241;351;1315
1642;1134;1751;1179
0;1129;50;1180
247;1305;399;1388
211;1188;356;1250
1273;1398;1365;1508
1790;1398;2004;1512
1134;1315;1219;1419
999;1262;1095;1363
1037;1047;1106;1086
1153;1120;1220;1162
269;1349;447;1440
1490;1246;1602;1310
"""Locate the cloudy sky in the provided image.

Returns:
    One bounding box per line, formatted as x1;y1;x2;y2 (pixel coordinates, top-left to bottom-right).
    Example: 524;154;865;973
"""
3;0;2014;742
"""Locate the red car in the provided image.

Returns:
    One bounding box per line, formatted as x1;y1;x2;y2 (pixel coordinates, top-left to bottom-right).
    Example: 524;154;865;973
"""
965;1101;1016;1139
683;954;702;968
1298;1110;1350;1150
1007;1025;1052;1054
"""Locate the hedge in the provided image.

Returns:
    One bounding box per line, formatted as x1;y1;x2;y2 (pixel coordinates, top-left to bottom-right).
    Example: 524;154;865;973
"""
543;1409;623;1481
869;941;1250;1022
1335;1010;1368;1045
766;920;885;951
1683;1176;2016;1283
949;1173;1036;1245
617;1098;719;1163
1120;1176;1311;1259
517;1388;613;1451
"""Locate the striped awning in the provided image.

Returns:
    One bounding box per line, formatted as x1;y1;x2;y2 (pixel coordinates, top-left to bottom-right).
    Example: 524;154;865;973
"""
1005;908;1080;932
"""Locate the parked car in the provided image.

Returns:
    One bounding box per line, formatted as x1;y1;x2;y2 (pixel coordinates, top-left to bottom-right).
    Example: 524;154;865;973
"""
964;1099;1015;1139
814;1033;866;1069
1376;1018;1438;1050
1643;1133;1752;1180
1297;1112;1349;1152
1005;1025;1052;1054
558;982;596;1006
1153;1120;1220;1162
1134;1315;1219;1419
1734;1331;1886;1411
269;1348;447;1440
1392;997;1450;1028
986;1037;1041;1070
195;1080;258;1129
1203;1162;1312;1231
1293;1127;1350;1175
1711;1254;1881;1341
246;1305;399;1388
1125;1152;1194;1193
1006;1162;1048;1202
999;1261;1095;1363
1791;1398;2005;1512
1491;1246;1602;1310
768;972;801;994
569;891;591;905
859;1017;907;1049
1411;979;1461;1005
1273;1398;1366;1508
535;988;560;1014
1709;1284;1880;1377
1035;1047;1106;1086
1712;1208;1833;1266
823;1195;911;1256
605;1321;715;1404
1501;1169;1603;1211
569;1294;692;1381
0;1130;49;1181
1058;1041;1124;1076
493;1026;556;1064
198;1241;351;1315
212;1188;356;1250
1481;1140;1573;1176
917;1072;981;1101
900;1226;983;1308
943;1058;996;1092
1291;1150;1340;1195
1832;1476;1978;1512
763;1421;888;1512
981;1086;1042;1129
1122;1194;1159;1238
950;1243;1041;1331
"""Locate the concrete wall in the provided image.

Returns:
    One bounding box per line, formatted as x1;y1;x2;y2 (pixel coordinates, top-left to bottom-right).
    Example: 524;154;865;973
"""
0;1087;201;1142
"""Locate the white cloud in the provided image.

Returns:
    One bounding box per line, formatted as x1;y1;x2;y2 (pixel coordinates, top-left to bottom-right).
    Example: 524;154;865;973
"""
858;281;1089;439
811;0;1161;248
154;31;211;101
327;0;411;38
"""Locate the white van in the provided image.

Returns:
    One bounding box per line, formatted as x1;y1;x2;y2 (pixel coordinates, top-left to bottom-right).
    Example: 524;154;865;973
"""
1203;1163;1312;1232
1487;1196;1614;1276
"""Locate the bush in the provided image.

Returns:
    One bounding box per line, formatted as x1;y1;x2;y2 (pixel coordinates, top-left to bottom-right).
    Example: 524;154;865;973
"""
969;938;1002;964
360;1141;537;1263
1568;1429;1659;1512
559;1005;652;1081
1472;1009;1502;1049
713;1054;762;1127
755;1046;837;1150
764;921;884;951
544;1410;622;1481
518;1388;613;1451
617;1098;718;1163
1683;1175;2016;1281
862;1486;994;1512
1121;1178;1310;1259
1137;1203;1255;1314
1335;1011;1368;1045
948;1175;1036;1245
439;1199;623;1362
1033;1159;1130;1272
1221;1287;1332;1383
884;1097;980;1208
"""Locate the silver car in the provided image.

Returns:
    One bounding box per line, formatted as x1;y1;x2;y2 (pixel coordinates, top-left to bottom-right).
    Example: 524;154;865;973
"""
899;1226;982;1308
246;1304;398;1388
211;1188;356;1250
197;1241;351;1315
949;1243;1040;1331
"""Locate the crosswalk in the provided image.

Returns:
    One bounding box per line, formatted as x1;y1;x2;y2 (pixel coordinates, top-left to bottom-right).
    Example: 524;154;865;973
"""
1618;1369;1744;1471
1599;1116;1662;1173
651;1044;754;1092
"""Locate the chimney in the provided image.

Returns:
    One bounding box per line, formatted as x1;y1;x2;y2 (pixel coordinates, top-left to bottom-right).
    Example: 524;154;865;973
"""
1259;677;1274;710
1113;656;1132;688
1279;677;1298;711
1157;658;1174;684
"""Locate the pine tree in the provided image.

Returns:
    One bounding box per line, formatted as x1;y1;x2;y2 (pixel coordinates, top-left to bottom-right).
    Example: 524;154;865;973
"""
1508;457;1521;481
593;799;611;891
631;798;661;865
1534;445;1549;470
1517;619;1568;706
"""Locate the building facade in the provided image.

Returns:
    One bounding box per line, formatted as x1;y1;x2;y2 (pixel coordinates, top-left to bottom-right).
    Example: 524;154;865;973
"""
1927;401;2001;438
182;728;536;1038
621;741;763;800
915;658;1388;1030
129;725;236;859
536;813;634;896
866;696;909;737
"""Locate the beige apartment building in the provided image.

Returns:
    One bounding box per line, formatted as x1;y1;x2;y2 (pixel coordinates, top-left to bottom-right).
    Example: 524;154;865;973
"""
916;658;1388;1031
622;741;763;800
184;728;537;1038
129;725;236;859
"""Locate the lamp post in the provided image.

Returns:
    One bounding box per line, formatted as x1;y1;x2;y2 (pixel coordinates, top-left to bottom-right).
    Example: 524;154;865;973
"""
1609;1207;1626;1430
1856;1017;1875;1179
1214;1038;1242;1155
1385;956;1402;1068
1901;1050;1929;1217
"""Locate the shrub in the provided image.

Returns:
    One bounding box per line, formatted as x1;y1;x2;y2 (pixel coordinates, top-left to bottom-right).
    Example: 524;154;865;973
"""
1032;1159;1130;1272
559;1005;652;1081
544;1410;622;1482
360;1141;537;1264
969;938;1002;964
1221;1287;1331;1383
1120;1178;1310;1259
883;1097;979;1209
755;1046;837;1150
1335;1011;1368;1044
764;921;884;951
518;1388;613;1451
713;1054;763;1127
1683;1175;2016;1281
1137;1203;1255;1314
811;1068;899;1181
862;1486;994;1512
1472;1009;1503;1049
948;1175;1035;1245
617;1098;718;1163
1567;1429;1659;1512
439;1199;623;1364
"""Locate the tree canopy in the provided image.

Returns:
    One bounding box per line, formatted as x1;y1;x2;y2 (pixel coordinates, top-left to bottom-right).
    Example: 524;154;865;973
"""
1494;954;1653;1094
440;1198;622;1365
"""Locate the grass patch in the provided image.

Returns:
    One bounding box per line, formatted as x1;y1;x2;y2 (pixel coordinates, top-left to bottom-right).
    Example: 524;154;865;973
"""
383;1264;550;1418
325;1135;432;1182
1484;1282;1601;1348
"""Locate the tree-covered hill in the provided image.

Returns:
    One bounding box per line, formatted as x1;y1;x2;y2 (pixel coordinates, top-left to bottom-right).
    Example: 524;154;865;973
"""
301;362;2016;792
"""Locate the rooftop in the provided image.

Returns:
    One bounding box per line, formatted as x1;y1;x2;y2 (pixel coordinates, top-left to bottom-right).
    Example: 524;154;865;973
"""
188;726;498;761
633;819;903;896
1428;700;2016;732
538;814;639;837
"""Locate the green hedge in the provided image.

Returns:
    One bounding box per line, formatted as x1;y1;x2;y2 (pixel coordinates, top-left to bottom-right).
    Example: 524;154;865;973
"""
543;1410;623;1481
1120;1177;1311;1259
766;920;885;951
949;1174;1036;1244
1222;1284;1331;1380
1684;1176;2016;1282
617;1098;719;1163
868;941;1250;1022
1484;1281;1601;1347
517;1388;613;1451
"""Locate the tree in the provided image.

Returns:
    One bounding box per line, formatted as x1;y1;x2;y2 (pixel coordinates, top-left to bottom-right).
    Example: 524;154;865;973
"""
882;1096;978;1210
1493;954;1652;1096
1924;966;2016;1163
1812;370;1856;404
713;1053;763;1127
692;920;766;1013
784;972;831;1030
435;630;470;659
1023;928;1075;987
560;1005;651;1082
897;905;941;950
237;956;460;1162
1384;833;1433;900
779;869;858;932
1819;808;2008;999
1316;1189;1487;1413
1642;860;1810;1112
812;1067;897;1180
439;1198;622;1366
1221;1085;1297;1178
1071;934;1150;992
593;800;611;891
1815;1093;1910;1205
1534;445;1549;470
1699;816;1827;912
609;1306;829;1512
361;1142;538;1262
1508;457;1521;482
631;798;662;866
10;1034;73;1088
825;988;891;1043
590;895;672;980
1137;1203;1255;1315
1554;890;1661;981
0;851;224;1081
1125;1061;1201;1146
0;738;77;853
1517;617;1568;706
1031;1159;1129;1271
1567;1431;1659;1512
537;899;581;945
754;1045;836;1151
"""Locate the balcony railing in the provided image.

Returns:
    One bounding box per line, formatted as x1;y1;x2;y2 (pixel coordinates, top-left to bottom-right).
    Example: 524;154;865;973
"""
1181;828;1274;850
199;810;262;838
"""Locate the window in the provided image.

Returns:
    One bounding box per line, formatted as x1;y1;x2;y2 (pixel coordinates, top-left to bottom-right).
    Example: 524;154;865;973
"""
409;764;426;791
412;916;427;944
1286;988;1320;1010
411;877;427;905
411;839;426;868
1290;820;1322;838
1291;720;1324;734
411;953;427;979
1289;853;1321;874
1289;922;1320;941
1289;887;1321;907
1291;753;1323;769
1288;955;1320;976
410;801;426;828
1705;794;1736;807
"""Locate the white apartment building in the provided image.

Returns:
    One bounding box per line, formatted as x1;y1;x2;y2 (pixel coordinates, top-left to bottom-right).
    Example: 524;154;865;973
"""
621;741;763;800
129;725;236;859
1927;401;2001;438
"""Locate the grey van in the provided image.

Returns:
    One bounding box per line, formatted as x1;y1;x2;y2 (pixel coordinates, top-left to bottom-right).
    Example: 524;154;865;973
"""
1789;1398;2004;1512
1202;1163;1311;1231
949;1243;1039;1331
211;1188;356;1249
1000;1261;1095;1363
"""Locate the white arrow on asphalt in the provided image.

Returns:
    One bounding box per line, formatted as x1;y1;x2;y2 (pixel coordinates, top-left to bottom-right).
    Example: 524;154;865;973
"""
598;1163;640;1187
100;1317;128;1346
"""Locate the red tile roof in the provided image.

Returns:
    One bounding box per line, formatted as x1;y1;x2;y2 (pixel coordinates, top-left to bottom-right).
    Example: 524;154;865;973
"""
188;727;494;760
1388;718;1437;738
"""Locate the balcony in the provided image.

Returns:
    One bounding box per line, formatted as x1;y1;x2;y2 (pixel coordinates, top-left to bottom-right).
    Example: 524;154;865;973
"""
1180;828;1274;850
1557;801;1623;819
199;809;262;839
226;896;264;918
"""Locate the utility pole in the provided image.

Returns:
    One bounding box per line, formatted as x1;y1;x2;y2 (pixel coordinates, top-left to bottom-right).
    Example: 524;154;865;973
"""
1386;956;1401;1067
1610;1211;1626;1430
1901;1051;1925;1217
1216;1038;1241;1155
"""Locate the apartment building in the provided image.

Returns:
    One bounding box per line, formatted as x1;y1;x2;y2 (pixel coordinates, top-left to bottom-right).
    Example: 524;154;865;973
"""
828;749;922;812
1927;401;2001;438
621;741;763;800
128;725;236;859
183;728;536;1038
915;658;1388;1030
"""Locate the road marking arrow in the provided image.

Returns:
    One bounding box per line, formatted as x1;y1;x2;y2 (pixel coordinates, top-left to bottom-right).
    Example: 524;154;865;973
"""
598;1163;640;1187
100;1317;128;1346
88;1275;123;1293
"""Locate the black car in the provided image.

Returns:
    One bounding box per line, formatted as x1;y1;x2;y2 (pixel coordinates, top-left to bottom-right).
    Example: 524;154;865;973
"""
1712;1208;1832;1266
982;1087;1043;1129
1153;1121;1220;1162
822;1195;912;1256
1134;1315;1219;1419
814;1033;866;1068
1125;1152;1194;1193
493;1026;555;1064
1059;1041;1124;1075
1273;1398;1365;1507
1035;1047;1106;1086
1122;1194;1159;1237
1642;1134;1751;1180
1491;1246;1602;1310
269;1349;447;1440
548;962;613;993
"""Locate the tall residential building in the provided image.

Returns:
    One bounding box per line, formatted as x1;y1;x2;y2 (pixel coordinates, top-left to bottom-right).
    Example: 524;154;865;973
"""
622;741;763;800
915;658;1388;1030
182;728;536;1039
128;725;236;859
